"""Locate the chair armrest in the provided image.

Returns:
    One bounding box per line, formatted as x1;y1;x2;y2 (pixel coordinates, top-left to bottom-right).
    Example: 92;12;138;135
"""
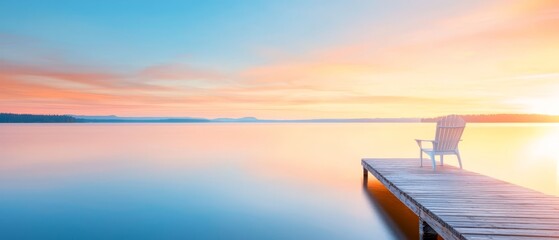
415;139;436;148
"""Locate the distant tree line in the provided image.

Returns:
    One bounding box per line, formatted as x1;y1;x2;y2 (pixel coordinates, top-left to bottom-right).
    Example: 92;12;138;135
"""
0;113;210;123
0;113;79;123
422;114;559;123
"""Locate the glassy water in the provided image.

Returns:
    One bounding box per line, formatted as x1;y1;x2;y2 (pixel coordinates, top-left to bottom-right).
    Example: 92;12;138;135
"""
0;123;558;239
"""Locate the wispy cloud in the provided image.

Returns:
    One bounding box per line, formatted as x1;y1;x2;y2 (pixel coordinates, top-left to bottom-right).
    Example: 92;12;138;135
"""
139;63;227;82
1;0;558;117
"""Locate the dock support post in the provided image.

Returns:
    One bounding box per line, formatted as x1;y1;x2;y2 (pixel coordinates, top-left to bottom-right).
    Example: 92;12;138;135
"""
363;168;368;181
419;219;438;240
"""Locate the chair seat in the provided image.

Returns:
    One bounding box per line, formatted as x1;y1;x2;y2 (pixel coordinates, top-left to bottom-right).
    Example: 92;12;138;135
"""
420;148;457;155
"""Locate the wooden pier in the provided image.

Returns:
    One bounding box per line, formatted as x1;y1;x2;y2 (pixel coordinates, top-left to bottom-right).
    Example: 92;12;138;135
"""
362;158;559;240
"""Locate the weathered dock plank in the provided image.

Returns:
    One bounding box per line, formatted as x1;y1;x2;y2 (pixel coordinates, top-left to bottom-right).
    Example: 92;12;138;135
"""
362;158;559;240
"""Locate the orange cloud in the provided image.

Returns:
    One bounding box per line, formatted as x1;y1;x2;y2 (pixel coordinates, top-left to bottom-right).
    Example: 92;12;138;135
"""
0;61;172;91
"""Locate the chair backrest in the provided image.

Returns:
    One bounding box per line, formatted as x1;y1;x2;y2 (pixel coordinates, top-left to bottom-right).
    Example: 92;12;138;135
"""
434;115;466;151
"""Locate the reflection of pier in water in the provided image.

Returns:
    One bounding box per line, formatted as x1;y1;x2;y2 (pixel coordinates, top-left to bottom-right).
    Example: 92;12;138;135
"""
363;176;419;239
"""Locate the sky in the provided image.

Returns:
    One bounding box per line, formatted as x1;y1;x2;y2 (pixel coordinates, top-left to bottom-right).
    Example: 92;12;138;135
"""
0;0;558;118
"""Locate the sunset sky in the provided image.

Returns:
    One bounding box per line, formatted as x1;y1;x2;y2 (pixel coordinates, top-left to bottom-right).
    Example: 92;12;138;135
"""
1;0;558;118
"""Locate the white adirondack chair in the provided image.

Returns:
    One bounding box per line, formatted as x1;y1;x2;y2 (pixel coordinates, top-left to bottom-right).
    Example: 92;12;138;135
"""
415;115;466;170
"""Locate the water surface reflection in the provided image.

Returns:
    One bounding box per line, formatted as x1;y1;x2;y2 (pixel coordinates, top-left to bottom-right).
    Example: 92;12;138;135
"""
0;123;557;239
362;177;418;239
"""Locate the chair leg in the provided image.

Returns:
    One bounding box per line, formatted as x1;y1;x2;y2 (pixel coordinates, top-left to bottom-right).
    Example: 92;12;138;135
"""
456;152;463;169
429;153;436;171
441;155;444;166
420;150;423;167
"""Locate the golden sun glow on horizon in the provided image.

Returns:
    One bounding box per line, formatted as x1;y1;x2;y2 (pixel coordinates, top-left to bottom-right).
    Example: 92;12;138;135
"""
520;97;559;116
524;127;559;193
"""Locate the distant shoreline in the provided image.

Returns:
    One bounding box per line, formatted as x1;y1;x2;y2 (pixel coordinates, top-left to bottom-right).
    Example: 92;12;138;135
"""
1;113;559;123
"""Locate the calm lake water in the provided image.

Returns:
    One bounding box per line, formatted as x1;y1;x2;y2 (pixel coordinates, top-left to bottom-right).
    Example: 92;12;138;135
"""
1;123;558;239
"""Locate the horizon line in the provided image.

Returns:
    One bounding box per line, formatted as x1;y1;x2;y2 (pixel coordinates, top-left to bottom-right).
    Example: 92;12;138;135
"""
3;112;559;121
